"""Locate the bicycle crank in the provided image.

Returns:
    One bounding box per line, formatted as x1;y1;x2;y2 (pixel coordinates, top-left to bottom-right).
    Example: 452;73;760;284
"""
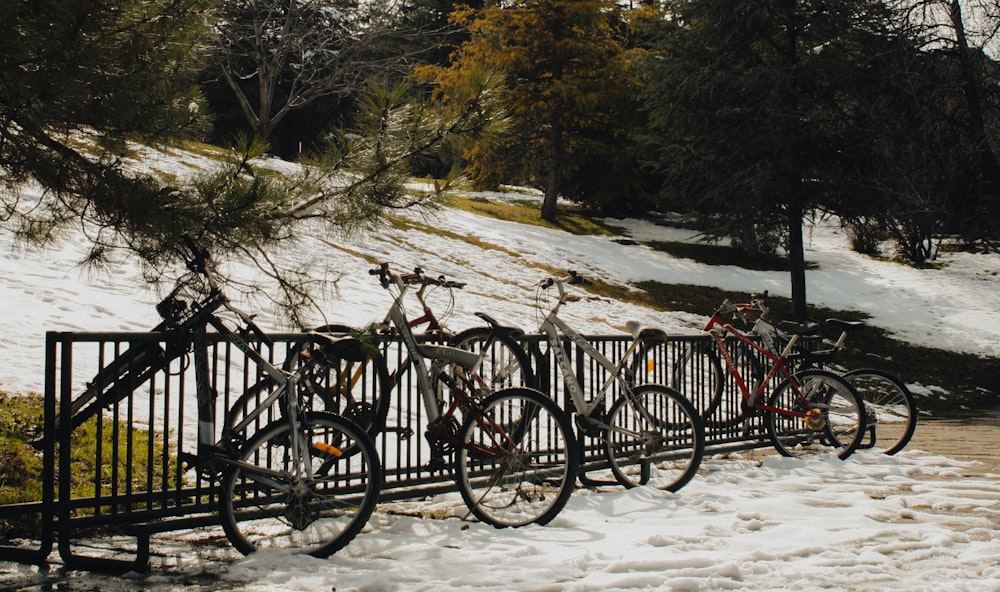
805;408;827;431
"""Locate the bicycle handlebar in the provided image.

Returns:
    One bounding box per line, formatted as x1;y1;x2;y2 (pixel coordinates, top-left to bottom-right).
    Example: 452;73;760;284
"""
540;270;592;290
715;290;770;320
369;263;466;290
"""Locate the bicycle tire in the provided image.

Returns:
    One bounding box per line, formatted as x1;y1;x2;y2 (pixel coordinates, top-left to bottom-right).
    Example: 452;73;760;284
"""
300;328;393;440
219;411;382;557
765;369;867;460
630;339;724;420
605;384;705;491
454;387;578;527
843;368;917;455
450;327;537;390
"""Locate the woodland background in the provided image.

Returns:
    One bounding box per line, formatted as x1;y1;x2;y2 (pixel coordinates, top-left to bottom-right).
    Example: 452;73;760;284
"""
3;0;999;319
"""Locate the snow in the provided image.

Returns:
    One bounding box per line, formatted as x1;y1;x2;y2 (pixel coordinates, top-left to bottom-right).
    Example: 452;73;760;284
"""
1;147;999;590
222;450;1000;592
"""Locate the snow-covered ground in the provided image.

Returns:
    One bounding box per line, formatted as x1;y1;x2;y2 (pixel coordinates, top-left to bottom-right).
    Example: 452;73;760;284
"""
2;148;999;590
225;449;1000;592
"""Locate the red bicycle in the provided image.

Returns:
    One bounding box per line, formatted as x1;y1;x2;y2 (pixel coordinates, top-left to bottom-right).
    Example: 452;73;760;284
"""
635;295;868;460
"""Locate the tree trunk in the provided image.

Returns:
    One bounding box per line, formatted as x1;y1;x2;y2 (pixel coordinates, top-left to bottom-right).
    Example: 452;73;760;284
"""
541;174;559;222
786;200;807;321
949;0;1000;235
541;123;566;223
738;219;760;259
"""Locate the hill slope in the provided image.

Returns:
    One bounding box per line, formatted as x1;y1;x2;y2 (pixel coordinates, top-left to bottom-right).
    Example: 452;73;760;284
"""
1;146;998;407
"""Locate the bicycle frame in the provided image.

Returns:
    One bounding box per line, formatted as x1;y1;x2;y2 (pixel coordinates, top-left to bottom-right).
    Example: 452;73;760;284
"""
158;244;334;481
702;304;811;419
374;272;456;389
192;311;304;451
374;265;493;429
536;277;656;432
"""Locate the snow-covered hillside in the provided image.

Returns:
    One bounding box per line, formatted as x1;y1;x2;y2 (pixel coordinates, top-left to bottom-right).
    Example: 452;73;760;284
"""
2;147;998;398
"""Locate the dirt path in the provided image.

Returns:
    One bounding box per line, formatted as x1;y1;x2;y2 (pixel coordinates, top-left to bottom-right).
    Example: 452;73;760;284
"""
907;409;1000;473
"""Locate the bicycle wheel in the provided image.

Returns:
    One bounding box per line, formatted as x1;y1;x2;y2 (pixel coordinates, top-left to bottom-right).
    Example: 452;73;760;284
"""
454;387;577;527
765;369;867;460
219;411;382;557
630;339;723;419
300;330;393;440
450;327;536;390
605;384;705;491
844;368;917;455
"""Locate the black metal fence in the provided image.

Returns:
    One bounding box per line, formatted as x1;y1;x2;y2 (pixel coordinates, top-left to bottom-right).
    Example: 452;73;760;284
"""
0;330;769;573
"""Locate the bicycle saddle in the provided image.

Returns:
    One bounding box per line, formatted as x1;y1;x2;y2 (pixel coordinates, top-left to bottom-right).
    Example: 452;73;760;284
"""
625;320;668;344
308;331;370;362
776;320;820;336
826;318;865;332
474;312;524;338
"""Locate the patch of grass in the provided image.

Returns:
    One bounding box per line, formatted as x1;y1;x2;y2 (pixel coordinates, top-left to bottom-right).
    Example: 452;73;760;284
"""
171;139;231;160
0;393;45;506
0;391;180;539
389;214;533;262
446;194;616;237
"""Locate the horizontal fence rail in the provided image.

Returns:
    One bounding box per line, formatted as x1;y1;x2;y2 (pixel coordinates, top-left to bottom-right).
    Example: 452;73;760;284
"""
0;330;780;572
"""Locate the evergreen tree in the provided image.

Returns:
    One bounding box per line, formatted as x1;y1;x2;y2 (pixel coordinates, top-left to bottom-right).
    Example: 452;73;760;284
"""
1;1;505;325
1;0;211;244
418;0;645;222
642;0;900;319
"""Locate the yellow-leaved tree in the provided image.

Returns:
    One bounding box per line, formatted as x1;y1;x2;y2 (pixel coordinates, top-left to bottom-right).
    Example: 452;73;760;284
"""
417;0;647;222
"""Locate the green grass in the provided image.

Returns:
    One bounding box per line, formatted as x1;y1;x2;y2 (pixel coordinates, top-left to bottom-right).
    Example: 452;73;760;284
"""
447;193;616;236
644;240;818;271
0;391;180;539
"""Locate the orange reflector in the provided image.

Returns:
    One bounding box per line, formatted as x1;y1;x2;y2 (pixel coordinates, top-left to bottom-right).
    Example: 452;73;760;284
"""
647;359;656;373
313;441;343;457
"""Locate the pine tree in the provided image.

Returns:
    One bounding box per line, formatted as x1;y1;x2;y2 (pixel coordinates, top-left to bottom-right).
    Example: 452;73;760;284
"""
642;0;902;319
1;1;505;325
419;0;644;222
1;0;211;244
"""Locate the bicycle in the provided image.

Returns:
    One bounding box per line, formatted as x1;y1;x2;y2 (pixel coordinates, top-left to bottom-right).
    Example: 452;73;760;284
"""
268;266;535;446
43;237;382;557
364;263;578;527
747;305;917;455
633;293;868;460
520;272;704;491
